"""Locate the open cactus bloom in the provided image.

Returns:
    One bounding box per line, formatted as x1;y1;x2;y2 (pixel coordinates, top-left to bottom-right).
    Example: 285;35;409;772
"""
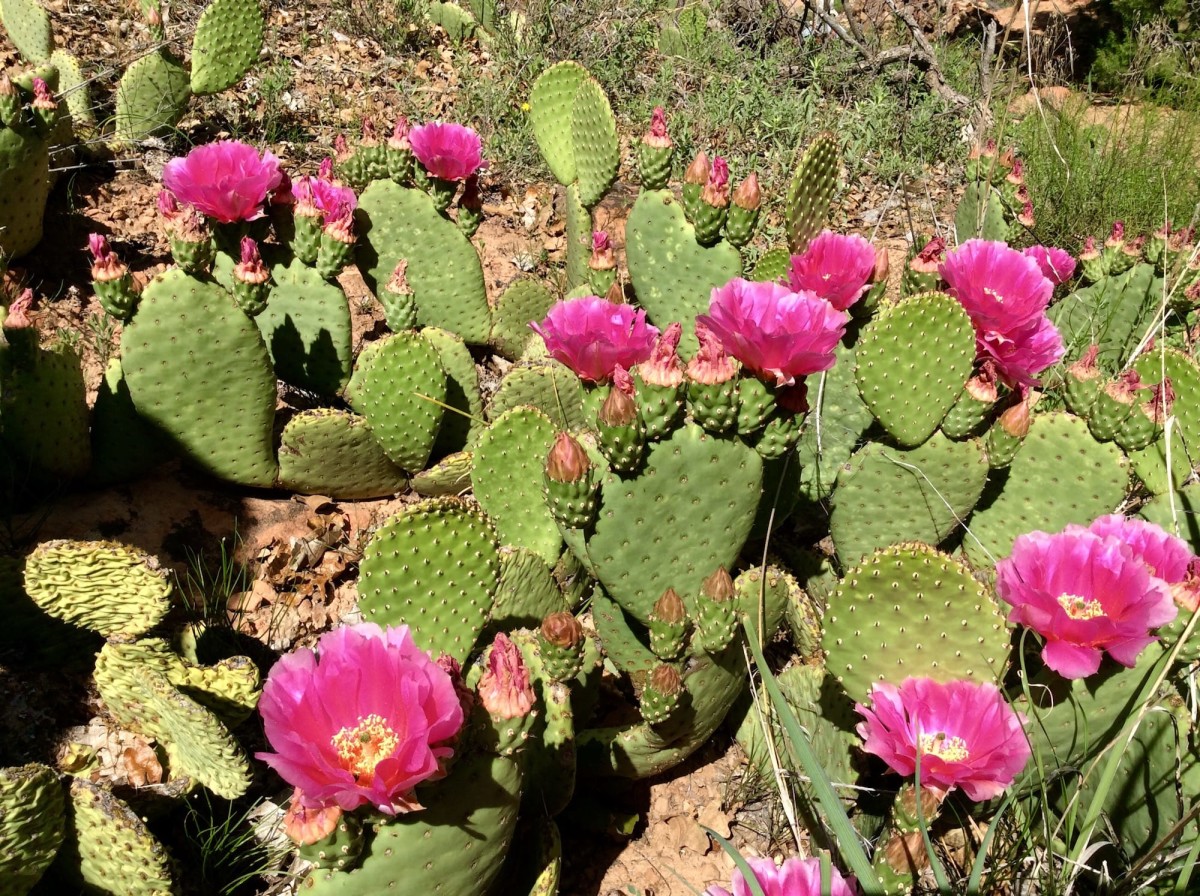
704;856;858;896
995;522;1182;679
161;140;285;224
1022;244;1077;286
408;121;484;182
294;169;358;221
786;229;877;311
855;677;1031;802
531;296;659;384
256;623;464;815
939;239;1064;387
697;277;848;386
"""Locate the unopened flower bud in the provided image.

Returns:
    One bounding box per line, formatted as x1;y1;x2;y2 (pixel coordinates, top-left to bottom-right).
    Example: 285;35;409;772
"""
872;246;889;283
31;77;55;112
541;612;583;649
701;566;735;602
701;156;730;208
684;150;710;186
649;664;683;696
1106;221;1126;250
388;117;410;151
998;146;1016;168
1005;158;1024;186
643;106;672;148
600;374;638;426
998;388;1038;438
282;789;342;846
545;432;591;483
731;173;760;211
589;230;615;270
652;588;686;624
88;233;126;282
478;633;535;720
234;237;269;285
1080;236;1100;261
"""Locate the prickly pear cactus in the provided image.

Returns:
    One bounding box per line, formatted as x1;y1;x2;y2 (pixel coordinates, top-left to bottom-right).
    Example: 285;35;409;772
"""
0;763;65;896
189;0;264;95
784;131;838;252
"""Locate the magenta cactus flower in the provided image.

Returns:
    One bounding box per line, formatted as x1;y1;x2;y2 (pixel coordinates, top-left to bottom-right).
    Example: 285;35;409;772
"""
976;312;1065;387
940;239;1053;334
705;856;858;896
1080;515;1195;585
786;230;878;311
256;623;464;815
408;122;484;182
161;140;284;224
530;296;659;384
1022;245;1076;286
697;278;848;386
294;173;357;221
855;677;1031;802
995;529;1179;679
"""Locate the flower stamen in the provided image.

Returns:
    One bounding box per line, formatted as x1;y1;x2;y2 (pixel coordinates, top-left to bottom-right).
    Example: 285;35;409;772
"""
332;714;400;782
918;731;970;763
1057;593;1106;620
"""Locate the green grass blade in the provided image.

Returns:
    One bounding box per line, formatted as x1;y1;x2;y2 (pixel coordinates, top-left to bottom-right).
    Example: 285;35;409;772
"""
705;829;768;896
742;621;884;893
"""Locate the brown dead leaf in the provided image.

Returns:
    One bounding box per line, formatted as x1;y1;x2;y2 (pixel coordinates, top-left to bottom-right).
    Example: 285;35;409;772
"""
121;739;163;786
661;814;710;856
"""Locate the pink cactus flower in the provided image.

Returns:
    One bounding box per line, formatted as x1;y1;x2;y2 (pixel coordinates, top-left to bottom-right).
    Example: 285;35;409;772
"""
87;233;125;281
644;106;671;148
636;321;685;388
705;856;858;896
940;239;1053;334
530;296;659;384
1022;245;1077;286
1078;515;1195;584
478;632;536;720
786;230;878;311
697;278;848;386
995;529;1179;679
293;174;357;222
408;122;484;182
855;677;1031;802
976;312;1065;387
161;140;284;224
256;623;464;815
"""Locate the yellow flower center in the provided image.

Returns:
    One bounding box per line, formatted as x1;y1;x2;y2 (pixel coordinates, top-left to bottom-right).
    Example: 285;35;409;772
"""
330;714;400;782
918;731;970;763
1057;593;1106;620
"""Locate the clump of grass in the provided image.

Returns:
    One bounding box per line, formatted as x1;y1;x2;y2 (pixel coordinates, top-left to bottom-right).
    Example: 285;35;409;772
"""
1012;93;1200;251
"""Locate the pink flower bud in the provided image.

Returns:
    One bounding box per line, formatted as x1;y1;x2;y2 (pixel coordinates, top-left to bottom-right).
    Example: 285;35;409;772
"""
89;233;128;282
589;230;615;270
1017;201;1035;228
684;151;710;186
872;246;890;283
997;388;1038;438
388;117;411;150
1080;235;1100;260
600;370;638;426
981;139;997;158
234;237;269;285
643;106;671;148
478;633;535;720
637;321;685;388
1005;158;1024;186
157;190;181;221
282;789;341;845
323;202;356;244
701;157;730;207
1106;221;1126;249
545;431;591;483
731;172;760;211
3;289;34;329
31;77;55;111
998;146;1016;168
361;118;379;145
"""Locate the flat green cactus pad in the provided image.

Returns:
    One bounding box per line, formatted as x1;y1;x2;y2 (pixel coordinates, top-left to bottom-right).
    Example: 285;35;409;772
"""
89;357;171;485
625;189;742;356
422;326;483;456
492;279;555;359
305;753;521;896
356;181;492;344
50;49;93;123
831;433;989;566
425;1;478;42
732;564;791;643
564;182;591;290
962;412;1129;566
0;763;64;896
570;76;619;207
488;359;589;432
854;292;975;448
954;182;1008;243
472;406;562;563
0;123;52;258
343;330;447;474
358;498;501;664
410;449;472;496
795;343;874;504
1129;347;1200;495
1139;481;1200;551
23;539;172;638
64;780;176;896
256;255;353;396
0;0;53;61
489;546;570;632
823;543;1009;703
529;61;587;186
1050;263;1161;371
95;640;253;799
784;132;838;252
121;269;278;487
113;50;191;144
750;247;792;283
278;409;408;499
580;422;762;624
189;0;264;95
1;342;90;477
590;585;658;681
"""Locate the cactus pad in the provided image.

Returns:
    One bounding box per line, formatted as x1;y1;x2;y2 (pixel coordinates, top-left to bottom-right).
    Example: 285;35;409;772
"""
489;546;570;631
795;343;874;504
1129;347;1200;495
1050;263;1161;370
0;0;53;61
625;190;741;355
492;279;555;359
0;121;52;258
579;422;762;623
189;0;264;95
954;182;1008;242
65;780;175;896
113;50;191;144
823;543;1009;702
784;132;838;252
854;292;975;447
50;49;92;123
343;330;447;473
831;434;988;566
472;406;562;563
529;61;587;185
277;409;408;499
410;449;473;497
121;269;277;486
358;498;501;663
2;341;90;477
422;326;483;456
488;359;589;432
962;412;1129;566
570;76;619;207
0;763;64;895
750;246;792;283
23;540;172;637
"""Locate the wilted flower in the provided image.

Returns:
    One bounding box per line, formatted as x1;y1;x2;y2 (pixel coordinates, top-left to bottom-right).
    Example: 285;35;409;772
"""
3;289;34;329
636;321;684;388
643;106;671;148
908;236;946;273
530;296;659;383
88;233;125;281
234;237;269;285
995;529;1178;679
478;633;535;719
161;140;284;224
687;322;739;385
282;789;342;845
1022;245;1077;286
388;117;411;150
705;856;858;896
697;278;848;386
590;231;615;270
256;623;464;815
855;677;1031;801
408;122;483;182
30;77;55;111
701;156;730;207
786;230;877;312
